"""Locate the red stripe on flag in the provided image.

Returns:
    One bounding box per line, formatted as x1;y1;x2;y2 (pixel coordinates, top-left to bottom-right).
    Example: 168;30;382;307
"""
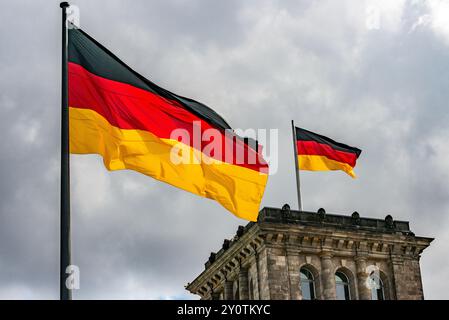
297;140;357;167
69;62;267;172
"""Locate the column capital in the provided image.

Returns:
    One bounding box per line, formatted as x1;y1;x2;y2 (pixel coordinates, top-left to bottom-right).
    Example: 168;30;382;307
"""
286;247;300;256
389;255;404;265
319;250;333;259
355;253;368;261
239;266;248;274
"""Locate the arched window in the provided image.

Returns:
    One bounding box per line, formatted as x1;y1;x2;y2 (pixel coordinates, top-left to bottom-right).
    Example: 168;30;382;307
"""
335;271;351;300
300;268;315;300
370;271;385;300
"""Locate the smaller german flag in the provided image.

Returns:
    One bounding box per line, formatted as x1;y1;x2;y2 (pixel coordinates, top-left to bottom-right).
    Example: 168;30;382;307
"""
294;127;361;178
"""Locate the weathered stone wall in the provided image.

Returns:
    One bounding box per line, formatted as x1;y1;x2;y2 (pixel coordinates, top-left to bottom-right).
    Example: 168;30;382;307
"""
259;248;426;300
186;208;433;300
266;247;290;299
390;257;425;300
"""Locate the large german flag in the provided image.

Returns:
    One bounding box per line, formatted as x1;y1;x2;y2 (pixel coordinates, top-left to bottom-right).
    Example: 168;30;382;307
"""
68;26;268;221
294;127;361;178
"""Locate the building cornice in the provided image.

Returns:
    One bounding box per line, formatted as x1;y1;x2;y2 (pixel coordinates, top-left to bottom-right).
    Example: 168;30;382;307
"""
185;223;264;297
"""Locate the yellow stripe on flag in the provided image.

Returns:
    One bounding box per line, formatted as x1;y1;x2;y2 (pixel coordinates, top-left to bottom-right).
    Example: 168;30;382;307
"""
69;107;268;221
298;155;357;178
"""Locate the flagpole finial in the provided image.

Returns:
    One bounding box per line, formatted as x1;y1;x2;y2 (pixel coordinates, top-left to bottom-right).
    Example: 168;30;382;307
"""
60;2;69;8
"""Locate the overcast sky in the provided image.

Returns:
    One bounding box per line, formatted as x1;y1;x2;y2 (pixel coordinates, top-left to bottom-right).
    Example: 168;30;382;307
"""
0;0;448;299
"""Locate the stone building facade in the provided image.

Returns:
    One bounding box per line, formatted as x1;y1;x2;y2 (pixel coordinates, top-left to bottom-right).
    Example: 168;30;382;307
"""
186;206;433;300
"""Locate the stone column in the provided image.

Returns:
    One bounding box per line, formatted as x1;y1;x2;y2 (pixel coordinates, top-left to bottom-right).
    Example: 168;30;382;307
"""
412;257;425;300
355;256;371;300
389;256;403;300
238;267;249;300
388;243;405;300
320;252;336;299
286;249;300;300
223;280;233;300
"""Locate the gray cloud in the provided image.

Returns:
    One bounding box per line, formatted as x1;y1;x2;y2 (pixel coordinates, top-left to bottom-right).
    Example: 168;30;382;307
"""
0;0;447;299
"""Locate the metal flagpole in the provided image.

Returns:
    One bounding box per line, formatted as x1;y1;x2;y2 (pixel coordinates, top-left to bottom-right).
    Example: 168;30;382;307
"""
60;1;72;300
291;120;303;211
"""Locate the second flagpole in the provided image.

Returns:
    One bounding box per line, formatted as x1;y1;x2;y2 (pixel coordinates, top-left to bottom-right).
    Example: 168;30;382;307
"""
291;120;303;211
